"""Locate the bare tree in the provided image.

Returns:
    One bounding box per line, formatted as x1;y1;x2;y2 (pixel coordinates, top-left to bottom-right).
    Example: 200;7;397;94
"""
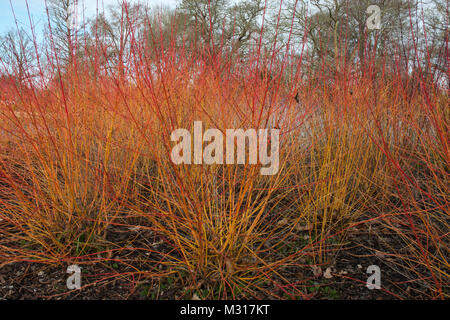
178;0;229;48
424;0;448;86
177;0;265;55
0;28;36;84
91;1;147;78
46;0;81;66
282;0;416;72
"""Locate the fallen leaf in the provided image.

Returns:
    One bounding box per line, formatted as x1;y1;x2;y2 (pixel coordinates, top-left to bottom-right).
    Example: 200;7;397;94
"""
225;257;234;275
312;266;322;276
128;226;141;232
323;267;333;279
295;223;312;232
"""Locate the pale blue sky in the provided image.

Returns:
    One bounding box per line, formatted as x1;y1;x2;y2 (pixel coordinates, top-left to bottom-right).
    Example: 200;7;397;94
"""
0;0;178;35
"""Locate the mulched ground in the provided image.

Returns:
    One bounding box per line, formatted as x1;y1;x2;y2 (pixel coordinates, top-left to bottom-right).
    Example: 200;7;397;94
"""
0;221;444;300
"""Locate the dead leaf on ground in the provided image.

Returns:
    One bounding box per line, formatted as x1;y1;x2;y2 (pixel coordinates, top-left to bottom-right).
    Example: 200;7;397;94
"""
312;266;322;276
323;267;333;279
225;257;234;275
294;223;312;232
